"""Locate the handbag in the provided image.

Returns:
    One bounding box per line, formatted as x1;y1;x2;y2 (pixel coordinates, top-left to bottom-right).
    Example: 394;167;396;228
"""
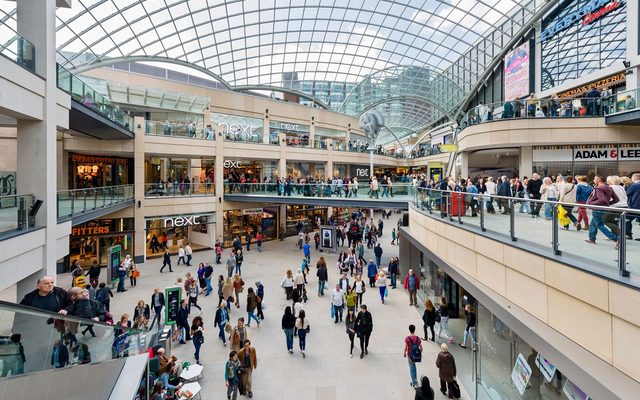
450;380;461;399
330;304;335;319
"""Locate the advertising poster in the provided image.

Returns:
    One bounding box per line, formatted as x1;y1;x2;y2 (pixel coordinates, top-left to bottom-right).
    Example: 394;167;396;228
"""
320;225;335;252
511;353;532;396
107;245;121;284
504;43;530;100
563;379;591;400
165;286;182;326
535;353;557;383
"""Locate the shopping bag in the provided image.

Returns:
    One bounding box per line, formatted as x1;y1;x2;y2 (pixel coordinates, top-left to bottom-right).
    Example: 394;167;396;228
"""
330;304;335;319
384;287;388;298
557;205;570;227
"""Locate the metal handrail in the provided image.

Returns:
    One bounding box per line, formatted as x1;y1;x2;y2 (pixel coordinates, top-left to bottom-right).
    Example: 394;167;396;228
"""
58;184;134;196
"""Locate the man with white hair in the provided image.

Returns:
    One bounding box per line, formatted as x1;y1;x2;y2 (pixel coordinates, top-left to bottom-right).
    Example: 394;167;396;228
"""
19;276;72;313
403;269;421;307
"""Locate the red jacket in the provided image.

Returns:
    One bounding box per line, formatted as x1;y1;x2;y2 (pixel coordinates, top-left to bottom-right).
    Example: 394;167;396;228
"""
404;274;420;290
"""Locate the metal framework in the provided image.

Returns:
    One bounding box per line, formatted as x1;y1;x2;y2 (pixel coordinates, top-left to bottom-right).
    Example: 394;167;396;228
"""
1;0;549;142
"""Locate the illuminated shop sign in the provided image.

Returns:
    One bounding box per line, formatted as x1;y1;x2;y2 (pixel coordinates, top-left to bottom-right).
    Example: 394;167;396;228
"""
557;73;625;98
574;147;640;161
163;215;203;228
541;0;626;42
217;122;260;138
223;160;243;168
269;121;310;133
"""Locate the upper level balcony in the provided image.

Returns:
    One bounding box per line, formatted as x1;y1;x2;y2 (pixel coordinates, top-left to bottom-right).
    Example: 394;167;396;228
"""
57;185;134;225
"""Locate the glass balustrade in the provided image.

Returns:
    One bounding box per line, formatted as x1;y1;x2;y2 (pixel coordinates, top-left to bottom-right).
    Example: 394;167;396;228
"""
0;194;36;235
0;300;146;378
412;188;638;277
56;65;134;131
0;32;35;73
223;182;414;200
57;185;134;220
144;182;215;198
145;120;212;140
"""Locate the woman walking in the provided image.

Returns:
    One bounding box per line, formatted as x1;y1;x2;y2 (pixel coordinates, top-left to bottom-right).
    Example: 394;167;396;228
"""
197;263;206;293
438;296;454;343
256;231;263;253
345;286;357;313
232;275;245;309
459;304;476;350
436;343;457;398
246;287;260;327
223;277;234;311
295;310;310;357
281;306;296;354
422;299;437;341
345;308;357;358
128;262;139;287
188;281;202;313
353;275;366;308
377;271;387;304
316;259;328;296
281;270;295;300
191;316;204;365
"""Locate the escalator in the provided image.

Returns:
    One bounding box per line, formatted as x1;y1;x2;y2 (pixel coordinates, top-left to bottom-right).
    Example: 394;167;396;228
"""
0;299;149;400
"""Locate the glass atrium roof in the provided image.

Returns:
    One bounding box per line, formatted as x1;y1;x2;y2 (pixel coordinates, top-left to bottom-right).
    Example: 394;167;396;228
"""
1;0;545;142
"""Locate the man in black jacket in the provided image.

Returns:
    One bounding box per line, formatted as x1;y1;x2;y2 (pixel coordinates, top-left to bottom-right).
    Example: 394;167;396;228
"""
497;176;512;215
527;173;543;217
150;288;165;330
176;299;191;343
355;304;373;359
20;276;72;313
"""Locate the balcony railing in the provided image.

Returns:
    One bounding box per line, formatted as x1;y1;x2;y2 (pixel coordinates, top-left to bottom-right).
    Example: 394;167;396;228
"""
57;185;134;220
0;31;35;73
144;182;215;198
224;181;415;199
0;300;146;378
56;64;134;131
145;120;212;140
0;194;36;235
411;188;640;277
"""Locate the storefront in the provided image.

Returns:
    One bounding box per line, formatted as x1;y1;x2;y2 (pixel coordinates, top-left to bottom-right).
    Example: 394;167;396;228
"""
223;207;279;247
270;121;310;147
70;154;132;189
286;205;327;235
287;161;325;180
68;218;135;269
532;145;640;181
224;159;278;189
315;127;347;150
145;213;215;258
211;112;264;143
144;156;215;196
333;163;348;178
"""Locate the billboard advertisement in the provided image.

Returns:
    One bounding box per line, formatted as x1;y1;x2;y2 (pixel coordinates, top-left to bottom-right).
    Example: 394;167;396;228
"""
504;43;530;101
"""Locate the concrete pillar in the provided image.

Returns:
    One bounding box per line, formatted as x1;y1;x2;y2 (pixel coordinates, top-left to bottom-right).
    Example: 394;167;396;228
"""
15;0;59;298
133;117;146;264
458;152;469;180
534;21;542;93
519;146;533;178
326;139;333;179
215;132;225;244
278;133;287;178
263;115;270;144
309;121;315;146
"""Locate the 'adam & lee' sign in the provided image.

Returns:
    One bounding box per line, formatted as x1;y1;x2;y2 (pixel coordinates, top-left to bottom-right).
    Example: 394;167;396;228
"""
574;147;640;161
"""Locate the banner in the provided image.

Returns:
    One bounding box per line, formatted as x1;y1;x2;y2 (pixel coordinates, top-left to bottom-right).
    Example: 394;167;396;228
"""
535;353;557;383
504;43;530;101
511;353;532;396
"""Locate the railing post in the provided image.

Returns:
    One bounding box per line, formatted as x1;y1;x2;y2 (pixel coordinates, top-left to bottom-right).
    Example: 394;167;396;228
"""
448;192;454;222
56;193;60;220
479;194;486;232
618;211;629;277
552;204;561;255
457;193;463;225
509;199;517;241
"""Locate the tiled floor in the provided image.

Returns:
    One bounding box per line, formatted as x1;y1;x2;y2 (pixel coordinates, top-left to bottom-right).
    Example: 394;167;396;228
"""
64;213;470;400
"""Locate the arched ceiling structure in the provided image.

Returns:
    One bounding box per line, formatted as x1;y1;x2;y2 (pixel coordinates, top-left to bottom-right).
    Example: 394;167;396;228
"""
0;0;547;142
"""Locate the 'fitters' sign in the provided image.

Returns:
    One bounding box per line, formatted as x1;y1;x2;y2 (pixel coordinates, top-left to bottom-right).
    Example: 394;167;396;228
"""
163;215;203;228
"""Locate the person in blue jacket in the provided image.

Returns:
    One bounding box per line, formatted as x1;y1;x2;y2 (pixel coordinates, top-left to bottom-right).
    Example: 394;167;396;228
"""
626;173;640;240
367;260;378;288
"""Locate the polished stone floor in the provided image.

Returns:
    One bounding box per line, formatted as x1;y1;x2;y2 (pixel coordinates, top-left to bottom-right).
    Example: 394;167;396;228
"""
82;214;470;400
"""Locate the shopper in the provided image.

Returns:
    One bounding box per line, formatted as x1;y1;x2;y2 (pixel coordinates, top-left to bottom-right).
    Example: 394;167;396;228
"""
404;269;420;307
133;300;150;328
436;343;458;398
20;276;72;313
203;263;214;296
150;288;164;329
294;269;305;294
377;271;387;304
188;281;202;313
185;243;193;266
422;299;437;341
345;286;357;313
245;231;252;251
367;259;378;287
331;284;345;323
626;173;640;240
215;240;223;264
224;351;241;400
116;262;127;293
246;287;260;327
438;296;454;343
374;243;383;267
160;250;172;273
222;278;234;310
191;316;204;364
230;318;248;353
316;258;328;296
238;339;258;398
345;308;357;358
235;249;244;275
353;274;366;307
585;175;619;246
255;281;265;320
177;245;185;266
176;299;191;344
388;257;399;288
214;302;229;347
232;275;245;309
403;324;423;387
459;304;476;350
128;262;139;287
295;309;310;357
281;306;296;354
226;252;236;278
355;304;373;358
414;376;435;400
255;231;263;253
281;270;295;300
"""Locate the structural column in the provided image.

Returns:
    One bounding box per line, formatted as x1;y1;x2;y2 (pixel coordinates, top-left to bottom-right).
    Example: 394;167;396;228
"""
519;146;533;178
215;133;225;243
15;0;60;299
133;117;146;264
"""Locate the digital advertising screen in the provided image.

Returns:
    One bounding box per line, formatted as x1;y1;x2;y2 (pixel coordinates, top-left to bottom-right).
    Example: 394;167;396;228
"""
504;43;530;101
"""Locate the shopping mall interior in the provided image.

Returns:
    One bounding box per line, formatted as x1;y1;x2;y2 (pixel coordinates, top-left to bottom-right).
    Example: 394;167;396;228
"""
0;0;639;399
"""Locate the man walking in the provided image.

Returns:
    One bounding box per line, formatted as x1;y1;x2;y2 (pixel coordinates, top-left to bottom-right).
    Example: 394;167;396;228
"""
160;250;172;273
245;231;252;251
150;288;164;330
404;269;420;307
373;243;383;267
185;243;193;266
331;284;345;323
585;175;619;246
527;173;542;217
203;263;214;296
626;173;640;240
303;241;311;264
214;303;229;347
176;299;191;343
238;339;258;398
355;304;373;358
117;262;127;292
403;324;423;387
224;351;241;400
226;252;236;278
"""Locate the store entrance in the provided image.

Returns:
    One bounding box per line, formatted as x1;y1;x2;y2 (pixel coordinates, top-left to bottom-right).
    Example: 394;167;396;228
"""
468;148;519;179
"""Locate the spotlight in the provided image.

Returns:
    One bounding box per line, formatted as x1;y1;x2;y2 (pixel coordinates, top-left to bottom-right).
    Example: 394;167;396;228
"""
623;60;631;69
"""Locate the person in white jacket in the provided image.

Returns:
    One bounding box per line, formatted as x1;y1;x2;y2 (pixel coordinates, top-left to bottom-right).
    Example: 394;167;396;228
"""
605;175;628;236
177;245;185;265
331;284;345;323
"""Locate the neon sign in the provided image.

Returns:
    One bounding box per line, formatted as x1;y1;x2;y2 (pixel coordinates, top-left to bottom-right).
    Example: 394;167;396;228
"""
541;0;626;42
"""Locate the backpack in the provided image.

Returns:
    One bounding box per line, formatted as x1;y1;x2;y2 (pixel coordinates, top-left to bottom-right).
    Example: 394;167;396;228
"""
96;289;107;304
408;336;422;363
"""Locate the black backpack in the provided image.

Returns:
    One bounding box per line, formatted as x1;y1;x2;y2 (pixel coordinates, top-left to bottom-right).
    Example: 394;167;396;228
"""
408;336;422;362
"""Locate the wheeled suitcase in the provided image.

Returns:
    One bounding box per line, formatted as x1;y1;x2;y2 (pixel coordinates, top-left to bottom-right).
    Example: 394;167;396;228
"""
450;192;466;217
